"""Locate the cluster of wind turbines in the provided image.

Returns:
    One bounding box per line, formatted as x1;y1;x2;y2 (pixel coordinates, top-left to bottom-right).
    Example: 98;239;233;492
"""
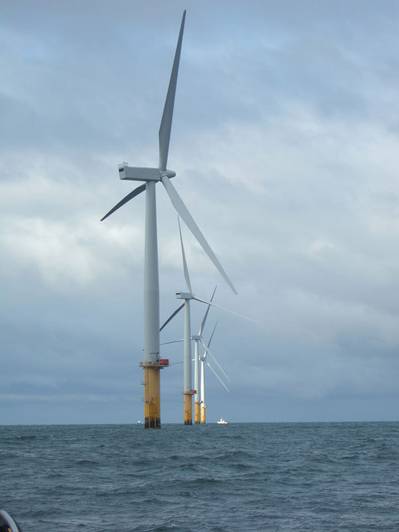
160;222;231;424
101;11;236;428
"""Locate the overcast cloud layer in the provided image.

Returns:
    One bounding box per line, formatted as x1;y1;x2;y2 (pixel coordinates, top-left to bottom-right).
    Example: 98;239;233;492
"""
1;0;399;424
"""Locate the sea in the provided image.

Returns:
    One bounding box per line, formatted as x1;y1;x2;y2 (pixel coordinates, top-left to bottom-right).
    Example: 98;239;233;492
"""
1;422;399;531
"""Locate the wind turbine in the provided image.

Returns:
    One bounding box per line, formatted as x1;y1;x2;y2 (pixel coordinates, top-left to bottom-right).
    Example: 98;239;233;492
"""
160;299;227;425
192;291;215;424
199;323;230;424
160;218;219;425
101;11;236;429
161;216;247;424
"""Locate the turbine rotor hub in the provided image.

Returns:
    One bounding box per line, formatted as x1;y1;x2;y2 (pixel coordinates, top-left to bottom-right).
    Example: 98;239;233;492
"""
161;169;176;179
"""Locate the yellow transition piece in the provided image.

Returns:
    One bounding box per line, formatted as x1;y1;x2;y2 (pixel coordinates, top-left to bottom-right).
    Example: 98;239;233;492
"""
194;401;201;424
200;404;207;424
143;366;161;429
184;392;193;425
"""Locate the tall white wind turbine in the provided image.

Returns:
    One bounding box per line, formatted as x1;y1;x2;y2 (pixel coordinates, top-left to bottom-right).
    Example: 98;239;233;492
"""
101;11;236;429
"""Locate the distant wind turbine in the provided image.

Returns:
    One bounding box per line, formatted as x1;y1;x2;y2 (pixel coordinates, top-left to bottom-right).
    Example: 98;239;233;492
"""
160;305;228;425
192;291;215;424
161;218;245;424
101;11;236;429
199;323;230;424
160;219;222;424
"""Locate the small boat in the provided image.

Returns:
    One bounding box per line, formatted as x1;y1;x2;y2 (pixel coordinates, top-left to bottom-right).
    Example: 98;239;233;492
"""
0;510;22;532
217;417;229;425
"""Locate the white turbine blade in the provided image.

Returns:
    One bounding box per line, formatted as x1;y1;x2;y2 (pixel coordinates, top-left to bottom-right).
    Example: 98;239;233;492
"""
158;11;186;170
160;302;185;331
170;360;184;366
198;286;217;336
160;339;184;345
207;322;218;349
200;339;230;382
162;175;237;294
210;351;230;382
178;217;192;293
194;296;256;325
207;361;230;392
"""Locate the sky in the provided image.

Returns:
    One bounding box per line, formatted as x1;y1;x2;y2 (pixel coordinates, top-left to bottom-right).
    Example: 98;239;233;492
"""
1;0;399;424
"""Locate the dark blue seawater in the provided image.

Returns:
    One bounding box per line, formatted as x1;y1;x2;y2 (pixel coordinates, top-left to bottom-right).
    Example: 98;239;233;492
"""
1;422;399;531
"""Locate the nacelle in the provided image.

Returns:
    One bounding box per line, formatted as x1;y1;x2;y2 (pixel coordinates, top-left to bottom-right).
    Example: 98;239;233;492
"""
118;163;176;181
176;291;192;300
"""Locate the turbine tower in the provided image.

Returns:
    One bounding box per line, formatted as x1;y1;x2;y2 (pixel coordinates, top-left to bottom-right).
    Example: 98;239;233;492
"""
101;11;236;428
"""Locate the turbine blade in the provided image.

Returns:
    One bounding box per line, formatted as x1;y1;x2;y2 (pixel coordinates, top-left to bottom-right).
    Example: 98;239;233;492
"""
159;10;186;170
209;350;230;383
100;183;146;221
162;175;237;294
207;361;230;392
194;297;256;324
160;302;185;332
200;339;230;382
207;322;218;349
178;216;192;293
160;339;184;345
199;286;217;336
